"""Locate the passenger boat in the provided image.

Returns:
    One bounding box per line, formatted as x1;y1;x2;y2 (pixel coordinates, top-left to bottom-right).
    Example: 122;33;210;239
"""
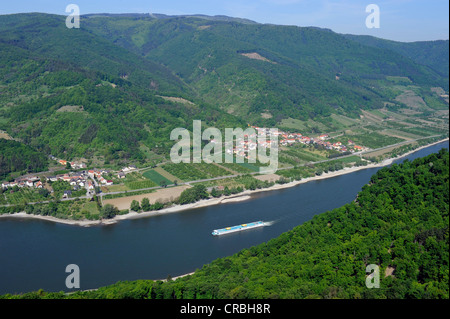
211;221;265;236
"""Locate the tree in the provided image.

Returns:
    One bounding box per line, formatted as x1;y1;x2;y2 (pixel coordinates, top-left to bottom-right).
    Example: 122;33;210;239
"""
141;197;151;211
38;188;50;198
151;202;164;210
101;204;118;219
210;187;219;198
130;200;140;212
178;184;209;204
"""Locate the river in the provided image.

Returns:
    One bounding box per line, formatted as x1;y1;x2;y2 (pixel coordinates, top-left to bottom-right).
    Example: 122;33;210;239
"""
0;141;448;294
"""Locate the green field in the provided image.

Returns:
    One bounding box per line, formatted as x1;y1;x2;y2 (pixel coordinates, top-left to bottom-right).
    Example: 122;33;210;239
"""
125;180;157;190
123;172;157;190
162;163;209;181
161;162;233;181
143;169;173;185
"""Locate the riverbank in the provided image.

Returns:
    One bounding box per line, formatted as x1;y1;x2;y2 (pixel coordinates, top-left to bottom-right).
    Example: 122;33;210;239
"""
1;138;448;227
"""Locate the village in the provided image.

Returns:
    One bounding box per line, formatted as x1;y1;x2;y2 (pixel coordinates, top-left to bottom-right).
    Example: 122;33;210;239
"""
225;126;368;159
1;155;139;198
2;127;367;195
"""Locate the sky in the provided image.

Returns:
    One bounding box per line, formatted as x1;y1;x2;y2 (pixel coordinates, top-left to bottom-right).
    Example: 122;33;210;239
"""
1;0;448;42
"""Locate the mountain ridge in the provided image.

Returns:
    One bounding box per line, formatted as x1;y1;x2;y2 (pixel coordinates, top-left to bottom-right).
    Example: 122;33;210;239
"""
0;12;448;169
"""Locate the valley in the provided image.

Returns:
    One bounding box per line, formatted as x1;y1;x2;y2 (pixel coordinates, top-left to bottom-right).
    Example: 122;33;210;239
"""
0;13;448;222
0;8;448;302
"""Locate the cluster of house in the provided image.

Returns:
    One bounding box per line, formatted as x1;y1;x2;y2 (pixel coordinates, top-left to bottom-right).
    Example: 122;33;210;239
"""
48;172;91;191
218;126;367;159
50;155;87;169
1;168;115;195
309;135;367;153
120;165;137;173
116;165;137;179
254;127;367;153
2;177;43;190
88;170;114;186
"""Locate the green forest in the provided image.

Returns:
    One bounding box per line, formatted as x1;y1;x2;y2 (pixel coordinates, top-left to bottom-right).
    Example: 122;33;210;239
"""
0;139;48;180
4;149;448;299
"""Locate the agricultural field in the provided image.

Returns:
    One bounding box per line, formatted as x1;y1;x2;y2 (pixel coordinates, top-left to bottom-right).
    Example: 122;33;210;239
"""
362;141;417;160
3;188;49;205
123;172;157;190
161;162;233;181
217;162;256;174
162;163;209;181
195;174;269;190
281;145;328;164
102;188;157;200
342;131;404;149
142;169;173;186
192;163;233;178
329;114;360;128
379;128;420;140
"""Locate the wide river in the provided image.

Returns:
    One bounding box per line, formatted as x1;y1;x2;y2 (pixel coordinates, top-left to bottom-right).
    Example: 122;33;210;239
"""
0;141;448;294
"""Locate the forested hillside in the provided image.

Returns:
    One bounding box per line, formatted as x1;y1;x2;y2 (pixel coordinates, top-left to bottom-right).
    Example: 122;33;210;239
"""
6;149;448;299
343;35;449;80
0;13;448;171
82;14;447;125
0;14;244;163
0;139;48;180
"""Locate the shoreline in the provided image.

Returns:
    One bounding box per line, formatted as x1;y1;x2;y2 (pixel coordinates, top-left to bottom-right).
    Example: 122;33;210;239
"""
1;137;448;227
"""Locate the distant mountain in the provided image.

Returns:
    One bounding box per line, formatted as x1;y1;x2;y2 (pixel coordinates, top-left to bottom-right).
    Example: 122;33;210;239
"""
0;13;190;94
343;34;449;79
83;12;258;24
81;14;447;124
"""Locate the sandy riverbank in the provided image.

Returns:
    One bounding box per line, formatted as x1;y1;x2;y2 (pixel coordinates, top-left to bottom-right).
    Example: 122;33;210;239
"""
0;212;116;227
1;138;447;227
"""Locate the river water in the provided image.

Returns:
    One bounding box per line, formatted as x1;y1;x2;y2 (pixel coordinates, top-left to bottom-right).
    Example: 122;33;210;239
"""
0;141;448;294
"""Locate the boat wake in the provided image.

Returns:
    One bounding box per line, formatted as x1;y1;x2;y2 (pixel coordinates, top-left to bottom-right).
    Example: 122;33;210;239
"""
263;220;276;226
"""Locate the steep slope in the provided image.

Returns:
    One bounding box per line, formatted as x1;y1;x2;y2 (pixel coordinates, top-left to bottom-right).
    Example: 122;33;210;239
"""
0;14;244;165
343;34;449;80
81;15;447;125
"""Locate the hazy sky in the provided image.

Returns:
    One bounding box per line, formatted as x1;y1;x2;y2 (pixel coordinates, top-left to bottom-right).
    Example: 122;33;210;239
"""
1;0;448;42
